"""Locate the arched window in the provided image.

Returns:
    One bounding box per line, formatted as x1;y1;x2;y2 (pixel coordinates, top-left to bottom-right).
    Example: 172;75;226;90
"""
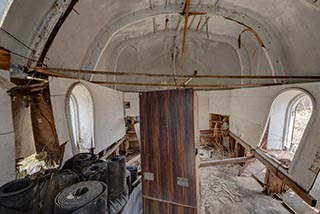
67;83;94;153
260;89;313;166
284;94;313;153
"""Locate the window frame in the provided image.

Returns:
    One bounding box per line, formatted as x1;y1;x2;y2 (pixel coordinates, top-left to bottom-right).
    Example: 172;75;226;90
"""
259;88;315;171
66;82;95;154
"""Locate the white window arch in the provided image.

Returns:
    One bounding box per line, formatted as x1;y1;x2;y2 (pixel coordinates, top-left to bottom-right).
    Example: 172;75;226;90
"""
67;83;94;153
284;94;313;153
260;89;314;166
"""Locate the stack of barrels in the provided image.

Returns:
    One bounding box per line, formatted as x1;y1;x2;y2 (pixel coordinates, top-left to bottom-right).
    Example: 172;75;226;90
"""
0;153;137;214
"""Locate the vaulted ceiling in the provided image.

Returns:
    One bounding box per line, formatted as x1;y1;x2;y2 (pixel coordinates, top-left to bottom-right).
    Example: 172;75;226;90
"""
1;0;320;91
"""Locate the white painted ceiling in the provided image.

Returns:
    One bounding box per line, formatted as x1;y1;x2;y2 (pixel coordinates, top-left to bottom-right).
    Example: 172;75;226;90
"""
1;0;320;91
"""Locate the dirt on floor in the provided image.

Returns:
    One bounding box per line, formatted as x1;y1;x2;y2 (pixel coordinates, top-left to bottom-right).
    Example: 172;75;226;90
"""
199;146;319;214
200;165;291;214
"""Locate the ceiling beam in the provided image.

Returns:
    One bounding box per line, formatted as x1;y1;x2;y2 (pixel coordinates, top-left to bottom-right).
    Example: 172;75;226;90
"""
92;81;281;89
34;67;320;81
180;0;191;73
33;68;286;90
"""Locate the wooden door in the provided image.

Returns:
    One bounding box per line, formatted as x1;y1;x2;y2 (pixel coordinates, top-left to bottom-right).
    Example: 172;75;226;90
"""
140;89;199;214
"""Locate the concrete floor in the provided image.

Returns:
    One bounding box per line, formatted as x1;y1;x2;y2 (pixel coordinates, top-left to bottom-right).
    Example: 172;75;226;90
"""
200;165;291;214
199;147;291;214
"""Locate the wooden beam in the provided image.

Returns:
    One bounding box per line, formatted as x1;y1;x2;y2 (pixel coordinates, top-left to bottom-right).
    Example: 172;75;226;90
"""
255;149;317;207
0;47;10;70
229;132;253;151
229;132;317;207
33;67;320;80
35;68;70;78
180;0;191;72
231;133;318;206
225;17;265;48
100;135;127;159
199;156;254;168
127;154;141;165
36;0;79;65
34;68;283;89
188;12;207;16
92;81;281;89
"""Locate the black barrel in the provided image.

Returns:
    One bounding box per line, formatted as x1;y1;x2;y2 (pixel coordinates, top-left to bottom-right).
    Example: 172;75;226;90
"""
125;170;132;194
0;178;39;214
126;165;138;184
107;155;126;198
54;181;108;214
72;153;98;172
108;190;128;214
81;160;108;184
60;156;75;171
41;171;80;214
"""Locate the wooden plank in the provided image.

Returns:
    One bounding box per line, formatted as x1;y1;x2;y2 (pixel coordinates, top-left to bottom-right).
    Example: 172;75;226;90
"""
229;132;317;207
93;81;281;89
126;154;140;166
255;149;317;207
199;156;254;168
36;0;79;64
143;197;196;214
99;135;127;159
180;0;191;71
0;47;10;70
33;66;320;80
34;69;283;89
140;89;199;213
229;132;253;151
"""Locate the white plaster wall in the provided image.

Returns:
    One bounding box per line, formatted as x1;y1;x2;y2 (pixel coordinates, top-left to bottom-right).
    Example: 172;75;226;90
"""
197;90;231;130
208;90;231;115
197;91;210;130
201;82;320;192
49;77;126;156
124;92;139;116
0;70;15;186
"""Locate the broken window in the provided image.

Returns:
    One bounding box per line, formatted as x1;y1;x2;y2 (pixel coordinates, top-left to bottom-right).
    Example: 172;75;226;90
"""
259;89;313;167
67;83;94;153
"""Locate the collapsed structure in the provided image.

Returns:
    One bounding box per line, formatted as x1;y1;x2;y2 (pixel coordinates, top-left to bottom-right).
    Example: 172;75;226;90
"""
0;0;320;213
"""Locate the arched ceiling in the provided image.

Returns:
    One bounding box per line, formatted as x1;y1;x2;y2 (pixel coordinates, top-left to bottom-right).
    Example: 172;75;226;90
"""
1;0;320;91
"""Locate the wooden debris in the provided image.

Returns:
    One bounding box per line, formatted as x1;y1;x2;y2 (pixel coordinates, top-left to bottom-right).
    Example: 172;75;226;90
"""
7;83;48;95
229;132;317;207
0;76;16;89
199;156;254;168
99;135;127;159
0;47;10;70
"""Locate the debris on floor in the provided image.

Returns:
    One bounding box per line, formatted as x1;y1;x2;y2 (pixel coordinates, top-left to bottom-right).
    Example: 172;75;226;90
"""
199;145;319;214
200;165;291;214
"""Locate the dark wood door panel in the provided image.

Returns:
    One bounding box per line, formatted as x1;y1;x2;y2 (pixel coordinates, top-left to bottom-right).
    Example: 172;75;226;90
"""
143;197;197;214
140;89;199;212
